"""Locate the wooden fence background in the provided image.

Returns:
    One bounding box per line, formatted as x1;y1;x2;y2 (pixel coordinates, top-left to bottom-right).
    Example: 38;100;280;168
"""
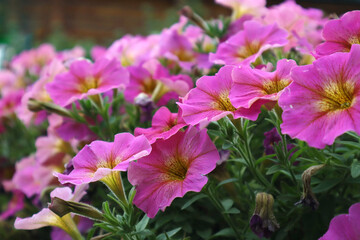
2;0;360;46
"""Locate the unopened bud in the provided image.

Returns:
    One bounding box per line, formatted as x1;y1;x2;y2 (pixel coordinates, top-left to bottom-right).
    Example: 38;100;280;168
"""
250;192;279;238
295;164;325;210
28;98;72;118
27;98;44;112
49;197;104;221
179;6;208;32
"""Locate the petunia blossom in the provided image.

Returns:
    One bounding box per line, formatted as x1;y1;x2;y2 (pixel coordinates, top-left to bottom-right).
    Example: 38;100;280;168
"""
46;58;129;107
178;65;263;126
134;106;187;144
263;0;326;53
229;59;297;118
124;59;192;106
215;0;266;21
0;190;25;220
55;133;151;201
319;202;360;240
128;126;219;218
10;156;55;198
210;20;288;66
316;11;360;57
279;44;360;149
15;185;88;240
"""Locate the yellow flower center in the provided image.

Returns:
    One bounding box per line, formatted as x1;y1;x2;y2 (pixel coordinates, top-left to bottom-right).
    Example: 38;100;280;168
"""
164;156;189;181
317;81;355;112
79;76;100;93
172;49;195;62
141;77;157;94
263;79;291;95
236;41;261;60
348;36;360;45
211;91;237;111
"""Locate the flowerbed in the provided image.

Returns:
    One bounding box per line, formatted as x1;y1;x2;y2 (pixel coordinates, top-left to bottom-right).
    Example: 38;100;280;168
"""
1;0;360;239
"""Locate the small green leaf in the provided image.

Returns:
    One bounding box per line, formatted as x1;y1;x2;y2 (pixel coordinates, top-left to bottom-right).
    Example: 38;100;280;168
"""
351;159;360;178
136;214;150;232
216;178;238;189
181;194;207;210
221;199;233;211
156;227;182;240
210;228;235;239
266;165;283;175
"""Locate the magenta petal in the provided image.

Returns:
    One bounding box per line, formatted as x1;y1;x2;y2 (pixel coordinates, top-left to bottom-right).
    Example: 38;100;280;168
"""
128;126;219;218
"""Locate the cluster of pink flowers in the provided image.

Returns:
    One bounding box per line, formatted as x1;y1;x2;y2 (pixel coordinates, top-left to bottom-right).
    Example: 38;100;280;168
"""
0;1;359;239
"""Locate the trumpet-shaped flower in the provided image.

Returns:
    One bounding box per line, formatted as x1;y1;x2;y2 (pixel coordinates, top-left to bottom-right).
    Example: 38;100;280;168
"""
128;126;219;218
135;106;186;144
210;21;288;66
55;133;151;196
319;202;360;240
15;185;88;240
230;59;297;117
124;59;192;106
47;58;129;107
0;190;24;220
263;1;326;53
279;45;360;148
215;0;266;21
316;11;360;57
10;156;55;198
178;66;262;126
18;59;66;125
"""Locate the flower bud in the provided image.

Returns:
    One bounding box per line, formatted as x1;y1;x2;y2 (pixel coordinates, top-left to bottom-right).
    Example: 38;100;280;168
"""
49;197;104;221
250;192;279;238
179;6;208;32
28;98;72;118
295;164;325;210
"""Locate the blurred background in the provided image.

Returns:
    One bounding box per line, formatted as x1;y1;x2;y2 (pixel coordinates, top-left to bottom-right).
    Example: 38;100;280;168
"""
1;0;360;54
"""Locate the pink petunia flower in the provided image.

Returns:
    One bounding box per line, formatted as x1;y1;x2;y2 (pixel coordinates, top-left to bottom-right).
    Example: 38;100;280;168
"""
210;20;288;66
0;70;25;96
10;156;55;198
0;89;24;119
15;185;88;240
157;29;211;71
319;202;360;240
279;44;360;149
178;65;263;126
0;190;25;220
134;106;187;144
229;59;297;119
128;126;219;218
18;59;66;125
215;0;266;21
55;133;151;201
46;58;129;107
263;1;326;53
124;59;192;106
104;35;158;67
316;11;360;57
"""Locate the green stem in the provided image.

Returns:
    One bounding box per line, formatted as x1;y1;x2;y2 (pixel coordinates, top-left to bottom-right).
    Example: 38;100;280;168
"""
205;185;243;240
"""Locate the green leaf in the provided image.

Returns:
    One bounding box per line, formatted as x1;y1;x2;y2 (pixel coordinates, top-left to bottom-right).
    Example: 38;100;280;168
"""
312;178;342;193
337;140;360;151
266;165;284;175
216;178;238;189
136;214;150;232
255;154;276;165
210;228;235;239
156;227;182;240
224;207;240;214
221;199;233;211
351;159;360;178
181;193;207;210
